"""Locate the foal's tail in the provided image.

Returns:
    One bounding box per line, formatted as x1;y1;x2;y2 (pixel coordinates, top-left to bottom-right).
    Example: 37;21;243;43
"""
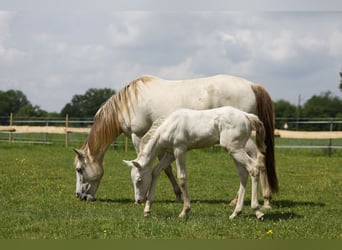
246;113;266;155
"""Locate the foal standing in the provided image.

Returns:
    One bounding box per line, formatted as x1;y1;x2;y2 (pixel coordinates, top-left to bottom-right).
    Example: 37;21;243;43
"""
123;106;266;220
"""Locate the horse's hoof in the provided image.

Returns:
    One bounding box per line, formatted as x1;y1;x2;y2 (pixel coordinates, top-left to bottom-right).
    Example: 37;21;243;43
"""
175;195;183;203
144;211;151;217
262;204;272;210
229;199;237;207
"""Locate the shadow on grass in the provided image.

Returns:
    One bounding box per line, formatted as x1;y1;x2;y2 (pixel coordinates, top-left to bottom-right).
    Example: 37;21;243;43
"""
272;199;325;208
97;198;132;204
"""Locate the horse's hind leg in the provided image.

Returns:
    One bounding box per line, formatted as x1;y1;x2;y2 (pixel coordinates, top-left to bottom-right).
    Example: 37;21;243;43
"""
259;162;272;209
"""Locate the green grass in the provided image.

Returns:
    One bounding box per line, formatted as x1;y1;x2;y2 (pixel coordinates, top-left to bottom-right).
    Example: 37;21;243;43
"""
0;143;341;239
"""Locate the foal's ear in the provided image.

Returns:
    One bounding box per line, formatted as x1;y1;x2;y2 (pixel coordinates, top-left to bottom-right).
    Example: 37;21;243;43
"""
73;148;85;159
122;160;134;168
122;160;142;170
132;161;142;170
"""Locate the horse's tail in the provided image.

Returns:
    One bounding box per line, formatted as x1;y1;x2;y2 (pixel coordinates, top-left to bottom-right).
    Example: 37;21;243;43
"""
251;84;279;193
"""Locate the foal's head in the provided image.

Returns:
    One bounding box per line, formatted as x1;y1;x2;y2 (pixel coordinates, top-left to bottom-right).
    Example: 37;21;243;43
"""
122;160;152;204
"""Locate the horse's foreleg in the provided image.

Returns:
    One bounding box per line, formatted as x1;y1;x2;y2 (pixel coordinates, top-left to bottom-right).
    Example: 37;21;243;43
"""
163;165;182;203
158;153;182;203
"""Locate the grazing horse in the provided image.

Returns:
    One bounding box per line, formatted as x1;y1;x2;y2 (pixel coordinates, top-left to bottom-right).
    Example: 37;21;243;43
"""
73;74;278;205
123;106;266;220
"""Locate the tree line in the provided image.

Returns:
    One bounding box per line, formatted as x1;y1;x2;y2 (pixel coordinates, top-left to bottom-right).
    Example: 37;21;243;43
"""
1;86;342;130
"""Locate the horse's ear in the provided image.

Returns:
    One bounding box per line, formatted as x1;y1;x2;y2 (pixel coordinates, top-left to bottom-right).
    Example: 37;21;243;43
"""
73;148;85;159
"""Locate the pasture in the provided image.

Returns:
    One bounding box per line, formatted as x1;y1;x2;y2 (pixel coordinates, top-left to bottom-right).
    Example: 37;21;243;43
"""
0;140;341;239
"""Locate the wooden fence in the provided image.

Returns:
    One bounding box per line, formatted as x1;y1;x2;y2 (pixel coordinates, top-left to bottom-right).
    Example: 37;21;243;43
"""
1;114;342;154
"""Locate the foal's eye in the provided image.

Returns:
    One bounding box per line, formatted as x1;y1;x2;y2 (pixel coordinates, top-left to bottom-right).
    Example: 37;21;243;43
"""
137;177;142;183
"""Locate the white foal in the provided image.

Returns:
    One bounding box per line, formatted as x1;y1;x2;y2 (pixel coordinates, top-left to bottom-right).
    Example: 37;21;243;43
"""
123;106;266;220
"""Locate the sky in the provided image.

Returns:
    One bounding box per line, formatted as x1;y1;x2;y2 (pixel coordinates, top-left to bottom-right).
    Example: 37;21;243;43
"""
1;1;342;113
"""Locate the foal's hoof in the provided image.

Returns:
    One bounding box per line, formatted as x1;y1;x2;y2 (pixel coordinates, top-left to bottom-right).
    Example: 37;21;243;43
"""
144;211;151;217
256;210;265;221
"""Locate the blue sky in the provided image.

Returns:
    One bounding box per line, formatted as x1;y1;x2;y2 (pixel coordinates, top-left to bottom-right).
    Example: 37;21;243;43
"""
1;1;342;112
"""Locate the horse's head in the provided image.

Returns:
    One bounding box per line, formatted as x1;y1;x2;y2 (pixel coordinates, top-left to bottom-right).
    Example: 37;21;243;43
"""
122;160;152;204
73;148;104;201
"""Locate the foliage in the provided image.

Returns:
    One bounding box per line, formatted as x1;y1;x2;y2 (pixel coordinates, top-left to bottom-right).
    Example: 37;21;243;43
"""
339;70;342;91
0;90;48;119
0;143;341;239
274;99;297;129
273;91;342;130
302;91;342;118
0;90;30;116
60;88;115;118
1;86;341;122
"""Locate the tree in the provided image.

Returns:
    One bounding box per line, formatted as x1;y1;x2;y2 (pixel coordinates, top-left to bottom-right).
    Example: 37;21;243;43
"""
273;99;297;129
302;91;342;118
0;90;30;116
61;88;116;118
15;105;48;118
340;70;342;91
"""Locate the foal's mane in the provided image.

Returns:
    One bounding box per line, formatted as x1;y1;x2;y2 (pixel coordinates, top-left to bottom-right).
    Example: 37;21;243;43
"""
85;76;157;154
139;116;166;152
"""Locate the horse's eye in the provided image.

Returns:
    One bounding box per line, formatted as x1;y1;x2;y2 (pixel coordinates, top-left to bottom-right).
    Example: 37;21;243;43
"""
137;177;142;183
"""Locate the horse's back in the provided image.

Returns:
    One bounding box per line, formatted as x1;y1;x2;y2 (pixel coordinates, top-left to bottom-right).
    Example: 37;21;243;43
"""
149;75;257;113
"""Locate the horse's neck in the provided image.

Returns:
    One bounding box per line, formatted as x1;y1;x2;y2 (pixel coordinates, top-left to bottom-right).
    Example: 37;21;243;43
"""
85;126;122;163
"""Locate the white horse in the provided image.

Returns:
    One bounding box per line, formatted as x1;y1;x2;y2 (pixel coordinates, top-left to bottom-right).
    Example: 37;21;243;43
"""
73;74;278;206
123;106;266;220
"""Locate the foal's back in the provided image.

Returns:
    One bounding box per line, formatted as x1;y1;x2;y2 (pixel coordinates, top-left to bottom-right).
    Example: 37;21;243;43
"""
157;106;250;150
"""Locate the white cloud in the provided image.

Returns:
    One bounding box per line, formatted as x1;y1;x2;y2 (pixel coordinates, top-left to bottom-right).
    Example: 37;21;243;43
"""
159;58;196;80
0;10;342;112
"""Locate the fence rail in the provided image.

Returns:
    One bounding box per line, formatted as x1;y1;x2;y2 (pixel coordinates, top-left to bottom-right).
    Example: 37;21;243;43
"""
1;114;342;155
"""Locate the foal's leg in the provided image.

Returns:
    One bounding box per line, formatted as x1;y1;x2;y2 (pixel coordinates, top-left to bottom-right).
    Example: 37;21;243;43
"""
244;140;272;209
174;149;191;218
229;149;259;219
250;173;264;220
144;153;175;216
132;133;182;202
229;161;248;219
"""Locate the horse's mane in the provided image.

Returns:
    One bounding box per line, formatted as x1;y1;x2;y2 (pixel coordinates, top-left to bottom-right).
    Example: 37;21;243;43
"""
84;76;157;154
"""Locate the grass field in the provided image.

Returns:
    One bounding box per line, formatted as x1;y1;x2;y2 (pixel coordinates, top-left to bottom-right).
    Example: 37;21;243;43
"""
0;141;341;239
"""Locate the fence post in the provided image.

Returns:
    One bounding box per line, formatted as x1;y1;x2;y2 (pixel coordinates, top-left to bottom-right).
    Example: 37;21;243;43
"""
9;113;13;143
65;114;69;147
125;136;128;152
328;120;333;157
